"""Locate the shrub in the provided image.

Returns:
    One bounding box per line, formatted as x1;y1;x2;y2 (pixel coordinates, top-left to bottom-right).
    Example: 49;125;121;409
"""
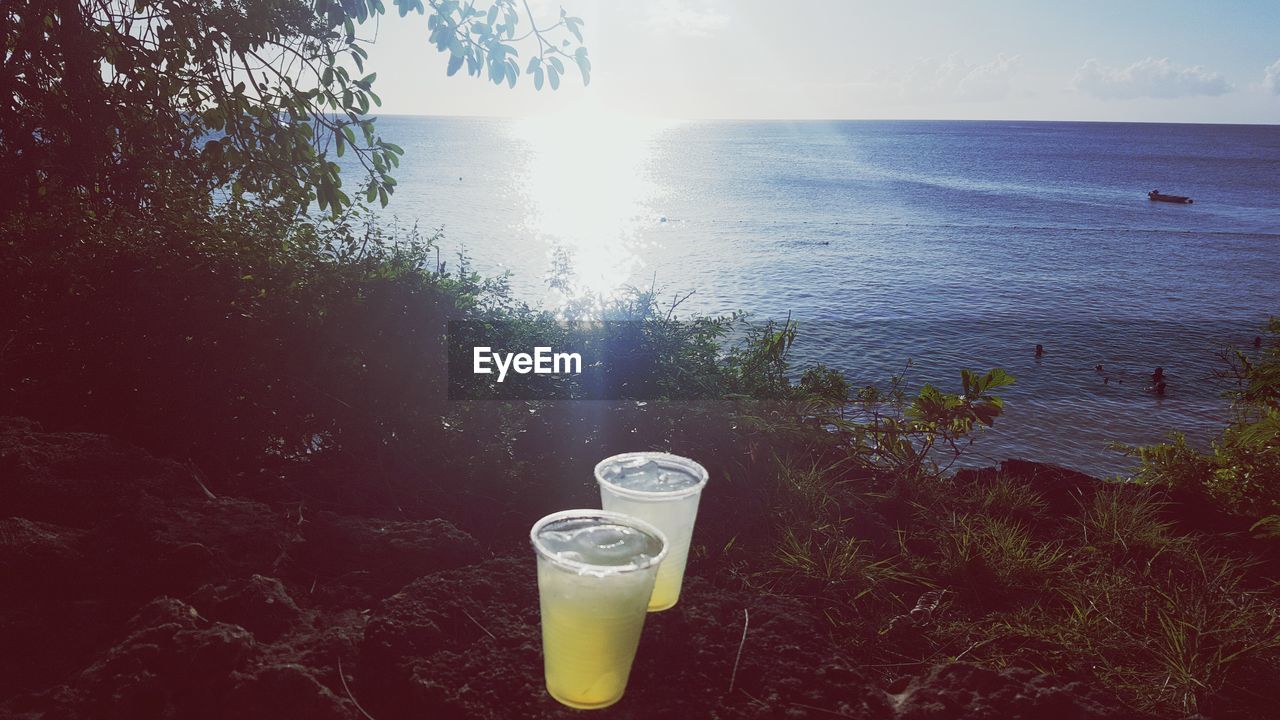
1122;319;1280;524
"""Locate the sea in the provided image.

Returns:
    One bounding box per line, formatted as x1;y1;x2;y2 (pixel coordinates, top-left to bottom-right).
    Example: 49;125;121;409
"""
341;117;1280;477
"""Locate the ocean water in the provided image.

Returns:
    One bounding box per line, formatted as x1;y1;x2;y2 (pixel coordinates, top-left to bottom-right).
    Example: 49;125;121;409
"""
346;117;1280;476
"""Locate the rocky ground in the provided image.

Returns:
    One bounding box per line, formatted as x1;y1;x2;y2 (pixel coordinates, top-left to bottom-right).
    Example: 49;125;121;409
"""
1;417;1141;719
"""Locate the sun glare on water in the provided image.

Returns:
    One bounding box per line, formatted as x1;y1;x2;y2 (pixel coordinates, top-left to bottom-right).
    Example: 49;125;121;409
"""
512;108;677;302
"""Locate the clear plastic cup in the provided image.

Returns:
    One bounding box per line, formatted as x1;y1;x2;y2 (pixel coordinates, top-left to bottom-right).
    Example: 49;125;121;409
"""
594;452;709;611
530;509;669;710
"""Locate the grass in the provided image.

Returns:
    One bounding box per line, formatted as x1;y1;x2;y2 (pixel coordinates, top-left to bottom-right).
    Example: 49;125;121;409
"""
1140;553;1280;715
727;447;1280;719
935;513;1073;600
10;194;1277;718
772;459;841;521
739;321;1280;715
1075;485;1176;559
975;474;1048;522
1026;550;1280;716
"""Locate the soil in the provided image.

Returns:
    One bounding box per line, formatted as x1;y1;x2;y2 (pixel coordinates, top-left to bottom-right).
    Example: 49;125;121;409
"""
1;417;1140;719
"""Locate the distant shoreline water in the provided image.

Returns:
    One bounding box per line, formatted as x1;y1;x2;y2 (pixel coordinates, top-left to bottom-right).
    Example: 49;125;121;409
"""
339;118;1280;476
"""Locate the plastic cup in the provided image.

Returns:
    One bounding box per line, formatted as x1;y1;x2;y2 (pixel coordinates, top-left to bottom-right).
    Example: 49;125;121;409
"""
530;509;668;710
594;452;709;612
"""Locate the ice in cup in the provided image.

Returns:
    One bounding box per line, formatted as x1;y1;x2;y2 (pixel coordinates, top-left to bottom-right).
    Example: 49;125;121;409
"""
594;452;709;612
530;509;669;710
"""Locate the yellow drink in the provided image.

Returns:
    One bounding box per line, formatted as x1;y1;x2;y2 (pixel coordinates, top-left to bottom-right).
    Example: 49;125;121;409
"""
531;510;668;709
595;452;709;612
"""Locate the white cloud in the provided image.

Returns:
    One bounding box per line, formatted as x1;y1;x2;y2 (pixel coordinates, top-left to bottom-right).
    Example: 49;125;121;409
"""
897;53;1022;101
647;0;729;38
1263;59;1280;95
1072;57;1230;100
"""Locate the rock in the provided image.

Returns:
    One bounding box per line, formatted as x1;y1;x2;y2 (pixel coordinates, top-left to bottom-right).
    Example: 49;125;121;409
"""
5;590;364;720
359;557;892;720
225;664;357;720
0;517;85;591
189;575;305;642
358;557;540;720
894;663;1137;720
0;418;199;528
0;442;298;703
0;517;93;698
297;511;482;599
90;495;300;599
955;459;1103;515
10;597;255;719
0;419;1152;720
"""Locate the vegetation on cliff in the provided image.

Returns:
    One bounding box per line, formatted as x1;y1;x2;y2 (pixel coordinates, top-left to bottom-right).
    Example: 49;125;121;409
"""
3;1;1278;718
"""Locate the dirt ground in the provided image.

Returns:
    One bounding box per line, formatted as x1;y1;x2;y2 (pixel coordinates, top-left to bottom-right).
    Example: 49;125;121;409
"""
1;418;1136;719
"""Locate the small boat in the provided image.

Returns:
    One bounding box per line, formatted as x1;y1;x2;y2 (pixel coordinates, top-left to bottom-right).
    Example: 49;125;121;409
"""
1148;189;1193;204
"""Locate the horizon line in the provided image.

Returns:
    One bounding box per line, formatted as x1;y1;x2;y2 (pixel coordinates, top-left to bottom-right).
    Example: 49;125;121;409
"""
368;112;1280;127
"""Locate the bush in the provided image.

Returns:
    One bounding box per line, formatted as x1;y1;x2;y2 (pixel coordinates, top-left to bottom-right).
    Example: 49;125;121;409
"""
0;201;903;532
1122;319;1280;524
1;202;478;470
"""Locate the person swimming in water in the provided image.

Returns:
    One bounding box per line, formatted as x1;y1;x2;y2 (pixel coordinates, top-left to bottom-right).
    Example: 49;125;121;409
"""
1035;344;1044;358
1148;367;1167;394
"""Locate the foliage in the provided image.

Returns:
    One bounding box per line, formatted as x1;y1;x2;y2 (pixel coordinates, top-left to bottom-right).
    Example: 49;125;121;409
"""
0;197;874;500
841;365;1015;480
10;2;1277;717
729;449;1280;718
1076;485;1177;559
955;548;1280;717
2;202;468;467
1054;550;1280;716
770;527;919;602
975;474;1048;523
0;0;588;216
934;513;1072;598
5;199;1277;720
1121;318;1280;523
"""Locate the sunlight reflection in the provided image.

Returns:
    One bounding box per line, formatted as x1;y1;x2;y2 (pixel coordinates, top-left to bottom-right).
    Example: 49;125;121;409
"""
512;109;677;302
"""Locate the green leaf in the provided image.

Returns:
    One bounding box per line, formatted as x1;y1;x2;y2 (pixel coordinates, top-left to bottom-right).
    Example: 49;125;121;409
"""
574;48;591;85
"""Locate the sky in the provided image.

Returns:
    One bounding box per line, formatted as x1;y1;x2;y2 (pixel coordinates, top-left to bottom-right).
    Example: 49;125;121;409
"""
363;0;1280;123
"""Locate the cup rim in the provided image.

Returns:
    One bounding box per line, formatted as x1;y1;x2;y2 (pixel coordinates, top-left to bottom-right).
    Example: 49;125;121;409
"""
530;509;670;576
594;451;709;501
